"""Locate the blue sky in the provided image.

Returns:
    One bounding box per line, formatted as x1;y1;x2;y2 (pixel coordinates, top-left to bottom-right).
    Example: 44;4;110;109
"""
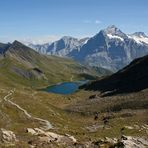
0;0;148;43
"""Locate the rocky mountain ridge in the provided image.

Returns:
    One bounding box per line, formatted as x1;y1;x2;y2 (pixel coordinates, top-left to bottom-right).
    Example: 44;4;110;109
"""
27;25;148;71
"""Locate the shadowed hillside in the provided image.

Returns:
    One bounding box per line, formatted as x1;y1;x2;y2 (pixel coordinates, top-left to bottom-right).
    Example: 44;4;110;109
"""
81;55;148;96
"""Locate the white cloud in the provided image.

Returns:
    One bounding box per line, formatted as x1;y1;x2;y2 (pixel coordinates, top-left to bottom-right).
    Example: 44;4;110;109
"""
83;19;102;25
0;35;61;44
95;20;101;24
20;35;61;45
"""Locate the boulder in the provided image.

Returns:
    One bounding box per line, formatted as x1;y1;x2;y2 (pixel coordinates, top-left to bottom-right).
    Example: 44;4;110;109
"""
26;128;37;135
0;128;17;144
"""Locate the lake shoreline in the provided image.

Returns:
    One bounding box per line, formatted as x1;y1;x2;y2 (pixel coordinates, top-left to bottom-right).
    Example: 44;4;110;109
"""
40;80;89;95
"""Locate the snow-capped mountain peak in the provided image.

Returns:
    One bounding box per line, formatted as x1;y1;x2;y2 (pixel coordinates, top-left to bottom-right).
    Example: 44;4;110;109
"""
104;25;120;34
132;32;147;38
128;32;148;44
103;25;127;41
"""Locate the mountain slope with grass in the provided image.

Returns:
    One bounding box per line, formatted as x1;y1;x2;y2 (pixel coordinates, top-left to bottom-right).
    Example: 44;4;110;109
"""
0;40;96;88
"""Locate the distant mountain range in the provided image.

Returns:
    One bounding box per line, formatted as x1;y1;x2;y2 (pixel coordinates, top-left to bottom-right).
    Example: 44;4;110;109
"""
28;36;89;56
27;25;148;71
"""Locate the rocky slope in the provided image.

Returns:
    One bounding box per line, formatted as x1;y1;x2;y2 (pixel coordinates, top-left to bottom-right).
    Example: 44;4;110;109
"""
76;25;148;71
28;36;89;57
29;25;148;71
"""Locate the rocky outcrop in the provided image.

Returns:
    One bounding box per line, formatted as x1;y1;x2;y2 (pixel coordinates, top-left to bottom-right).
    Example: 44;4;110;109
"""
121;136;148;148
88;136;148;148
26;128;77;146
0;128;17;144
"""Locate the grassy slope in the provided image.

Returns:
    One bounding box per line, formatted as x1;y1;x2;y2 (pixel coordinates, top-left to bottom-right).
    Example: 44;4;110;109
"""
0;56;89;87
0;41;96;89
0;88;147;147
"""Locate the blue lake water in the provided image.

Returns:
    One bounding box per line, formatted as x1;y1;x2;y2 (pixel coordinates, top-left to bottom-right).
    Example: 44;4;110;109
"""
43;80;88;95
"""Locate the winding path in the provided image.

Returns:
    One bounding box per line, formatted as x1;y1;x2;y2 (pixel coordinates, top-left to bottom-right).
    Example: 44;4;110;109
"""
3;90;52;130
